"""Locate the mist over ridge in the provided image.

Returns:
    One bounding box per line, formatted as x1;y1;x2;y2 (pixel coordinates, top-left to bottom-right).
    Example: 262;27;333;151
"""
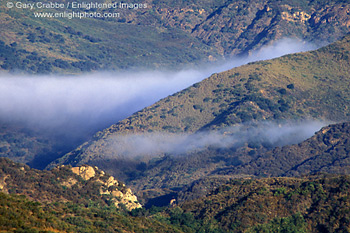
105;120;329;159
0;38;318;141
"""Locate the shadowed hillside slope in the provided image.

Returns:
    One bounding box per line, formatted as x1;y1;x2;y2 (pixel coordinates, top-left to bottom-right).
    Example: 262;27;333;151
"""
177;175;350;232
220;121;350;178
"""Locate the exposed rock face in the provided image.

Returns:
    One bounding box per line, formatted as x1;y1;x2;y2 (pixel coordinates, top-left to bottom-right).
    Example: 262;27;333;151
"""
0;175;9;192
71;165;96;180
70;165;142;210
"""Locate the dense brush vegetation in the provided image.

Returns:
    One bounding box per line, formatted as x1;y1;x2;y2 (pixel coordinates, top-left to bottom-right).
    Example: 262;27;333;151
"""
0;158;125;207
2;0;350;180
178;175;350;232
1;160;350;233
0;192;182;233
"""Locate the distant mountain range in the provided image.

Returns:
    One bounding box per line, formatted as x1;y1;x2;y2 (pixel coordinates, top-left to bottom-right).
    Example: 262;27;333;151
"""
1;0;350;73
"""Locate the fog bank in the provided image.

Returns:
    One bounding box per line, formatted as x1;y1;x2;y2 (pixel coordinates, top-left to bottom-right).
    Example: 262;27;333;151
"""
106;120;329;158
0;38;318;140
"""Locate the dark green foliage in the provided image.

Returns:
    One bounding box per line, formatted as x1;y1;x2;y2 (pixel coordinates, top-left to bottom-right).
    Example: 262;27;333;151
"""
2;157;350;233
250;213;307;233
287;84;295;89
193;105;203;111
53;59;70;69
0;158;183;232
0;192;181;232
71;61;99;72
27;33;36;43
278;88;287;95
0;40;55;73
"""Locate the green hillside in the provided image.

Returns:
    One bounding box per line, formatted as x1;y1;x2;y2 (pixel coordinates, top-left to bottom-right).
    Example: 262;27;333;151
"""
0;192;183;233
2;158;350;233
2;1;350;231
49;35;350;196
177;175;350;232
0;158;142;209
1;0;350;73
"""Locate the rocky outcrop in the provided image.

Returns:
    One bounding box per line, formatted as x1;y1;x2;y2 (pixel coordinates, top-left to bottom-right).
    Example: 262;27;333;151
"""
0;158;142;211
70;165;142;210
71;165;96;180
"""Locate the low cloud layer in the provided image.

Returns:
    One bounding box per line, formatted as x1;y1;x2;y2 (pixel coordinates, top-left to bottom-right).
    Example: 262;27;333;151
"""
0;38;318;141
106;120;329;158
215;38;318;72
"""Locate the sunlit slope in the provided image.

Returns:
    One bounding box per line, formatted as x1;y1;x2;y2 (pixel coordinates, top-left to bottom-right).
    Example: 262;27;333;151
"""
54;35;350;158
1;0;350;73
0;158;180;232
